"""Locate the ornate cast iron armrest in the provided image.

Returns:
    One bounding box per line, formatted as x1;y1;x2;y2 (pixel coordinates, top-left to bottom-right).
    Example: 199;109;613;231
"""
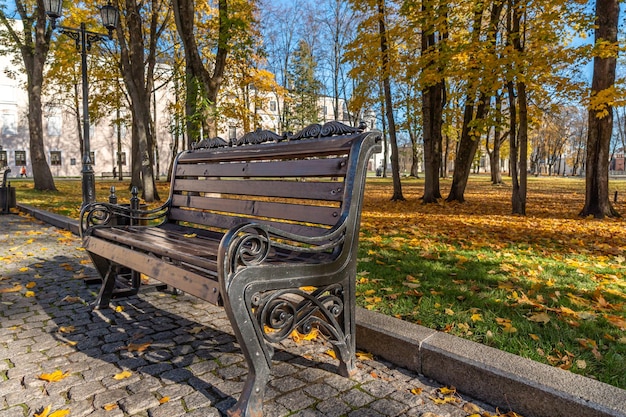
79;201;169;237
219;221;347;275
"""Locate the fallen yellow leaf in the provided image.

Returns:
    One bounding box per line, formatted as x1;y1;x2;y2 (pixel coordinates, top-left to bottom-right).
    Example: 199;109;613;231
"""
126;342;151;352
115;306;124;313
527;312;551;324
25;291;36;298
183;233;197;238
291;328;319;343
159;396;170;404
113;370;133;380
38;370;70;382
59;326;75;334
26;281;36;289
0;285;22;293
325;349;337;359
356;351;374;361
471;313;483;322
438;386;456;395
34;405;51;417
410;387;423;395
49;410;70;417
188;326;206;335
103;403;118;411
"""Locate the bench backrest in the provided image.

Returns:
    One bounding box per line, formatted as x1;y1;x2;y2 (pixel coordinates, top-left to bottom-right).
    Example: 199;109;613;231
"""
167;122;380;243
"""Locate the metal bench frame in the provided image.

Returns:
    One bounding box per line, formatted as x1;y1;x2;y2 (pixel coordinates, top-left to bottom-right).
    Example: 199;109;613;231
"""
79;121;381;417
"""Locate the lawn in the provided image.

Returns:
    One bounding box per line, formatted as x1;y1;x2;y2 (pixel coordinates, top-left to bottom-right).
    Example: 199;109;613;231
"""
10;175;626;389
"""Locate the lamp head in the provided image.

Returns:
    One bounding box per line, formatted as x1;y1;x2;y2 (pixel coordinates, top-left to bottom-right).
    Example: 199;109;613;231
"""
100;1;119;39
43;0;63;28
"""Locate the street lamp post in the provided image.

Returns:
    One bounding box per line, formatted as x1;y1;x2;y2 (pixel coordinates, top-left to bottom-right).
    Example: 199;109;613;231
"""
44;0;119;207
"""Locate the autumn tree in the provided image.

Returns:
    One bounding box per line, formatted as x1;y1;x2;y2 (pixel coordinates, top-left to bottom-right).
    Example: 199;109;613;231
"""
114;0;171;202
446;0;503;203
0;0;56;191
412;0;447;203
286;39;322;131
485;92;508;184
580;0;620;218
173;0;236;141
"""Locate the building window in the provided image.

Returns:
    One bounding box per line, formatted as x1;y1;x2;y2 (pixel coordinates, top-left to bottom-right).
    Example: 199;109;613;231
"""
269;101;277;112
0;150;6;168
229;126;237;140
15;150;26;166
117;152;126;165
47;114;62;136
1;112;17;136
70;158;76;166
50;151;62;166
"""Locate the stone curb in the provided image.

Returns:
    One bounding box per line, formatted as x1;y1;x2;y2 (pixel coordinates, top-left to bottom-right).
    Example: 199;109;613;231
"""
17;204;626;417
355;308;626;417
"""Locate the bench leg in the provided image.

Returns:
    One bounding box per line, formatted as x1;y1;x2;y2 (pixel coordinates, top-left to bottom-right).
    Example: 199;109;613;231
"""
94;264;116;310
222;294;271;417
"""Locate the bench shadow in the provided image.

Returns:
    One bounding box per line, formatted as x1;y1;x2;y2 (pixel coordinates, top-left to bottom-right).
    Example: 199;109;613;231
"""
5;251;343;416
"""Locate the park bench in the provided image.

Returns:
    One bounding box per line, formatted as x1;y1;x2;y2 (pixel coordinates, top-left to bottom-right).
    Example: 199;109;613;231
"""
79;121;381;417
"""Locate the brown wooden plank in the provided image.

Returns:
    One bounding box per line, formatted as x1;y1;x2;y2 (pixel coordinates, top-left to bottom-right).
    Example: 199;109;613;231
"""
171;179;345;202
83;236;221;305
168;207;333;238
178;134;357;163
170;194;340;226
92;227;220;271
175;157;348;178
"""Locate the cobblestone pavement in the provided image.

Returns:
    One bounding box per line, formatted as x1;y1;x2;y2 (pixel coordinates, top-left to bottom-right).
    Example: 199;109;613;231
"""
0;212;502;417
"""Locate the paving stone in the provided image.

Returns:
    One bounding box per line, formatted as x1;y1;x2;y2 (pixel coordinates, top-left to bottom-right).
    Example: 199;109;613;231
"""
303;383;339;400
270;375;308;393
147;400;186;417
118;391;160;414
370;398;409;416
315;397;353;417
93;388;130;409
68;380;107;401
341;388;375;408
274;390;316;412
183;390;215;410
0;405;25;417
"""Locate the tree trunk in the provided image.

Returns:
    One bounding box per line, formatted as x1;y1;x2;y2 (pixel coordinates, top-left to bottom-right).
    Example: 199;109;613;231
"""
1;3;56;191
421;2;445;203
377;0;404;201
580;0;620;218
173;0;231;139
117;0;161;202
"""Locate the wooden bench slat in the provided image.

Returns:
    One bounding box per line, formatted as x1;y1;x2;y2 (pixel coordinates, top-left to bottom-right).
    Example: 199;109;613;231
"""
178;135;355;163
84;236;221;304
175;157;348;178
168;207;332;237
92;227;220;272
170;194;340;226
171;179;344;202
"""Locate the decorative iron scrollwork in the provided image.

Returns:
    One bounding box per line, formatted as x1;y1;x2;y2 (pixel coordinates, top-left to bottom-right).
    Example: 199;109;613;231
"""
230;224;272;269
193;136;229;149
236;129;283;146
252;284;347;348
